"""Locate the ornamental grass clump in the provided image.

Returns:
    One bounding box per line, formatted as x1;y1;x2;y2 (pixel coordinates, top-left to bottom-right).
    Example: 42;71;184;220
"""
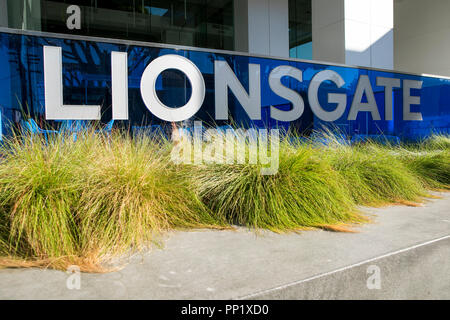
190;134;364;232
0;130;219;270
76;131;221;259
402;150;450;189
420;133;450;151
326;142;426;206
0;132;85;268
399;134;450;190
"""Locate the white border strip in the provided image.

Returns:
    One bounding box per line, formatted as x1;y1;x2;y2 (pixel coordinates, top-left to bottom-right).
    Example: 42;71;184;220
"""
236;234;450;300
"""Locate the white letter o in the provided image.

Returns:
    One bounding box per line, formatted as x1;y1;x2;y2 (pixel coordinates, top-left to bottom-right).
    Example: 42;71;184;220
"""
140;54;205;122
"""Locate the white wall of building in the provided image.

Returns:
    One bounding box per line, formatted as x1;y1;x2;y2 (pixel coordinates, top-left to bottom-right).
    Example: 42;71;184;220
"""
394;0;450;76
312;0;393;69
247;0;271;55
234;0;289;57
267;0;289;57
311;0;346;63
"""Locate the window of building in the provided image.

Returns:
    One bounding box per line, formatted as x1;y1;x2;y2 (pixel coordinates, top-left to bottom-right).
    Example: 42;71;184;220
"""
6;0;234;51
288;0;312;60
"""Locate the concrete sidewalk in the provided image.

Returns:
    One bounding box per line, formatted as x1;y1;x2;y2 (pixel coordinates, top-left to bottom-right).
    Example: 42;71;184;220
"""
0;193;449;300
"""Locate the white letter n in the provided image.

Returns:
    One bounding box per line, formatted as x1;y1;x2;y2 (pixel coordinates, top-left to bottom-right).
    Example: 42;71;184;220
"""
214;61;261;120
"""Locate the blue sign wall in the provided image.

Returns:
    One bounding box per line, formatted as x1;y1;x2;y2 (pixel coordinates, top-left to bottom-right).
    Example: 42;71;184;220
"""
0;30;449;140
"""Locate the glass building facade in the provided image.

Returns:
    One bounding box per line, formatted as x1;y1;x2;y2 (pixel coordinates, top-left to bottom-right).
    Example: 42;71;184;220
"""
5;0;314;58
5;0;234;50
288;0;312;60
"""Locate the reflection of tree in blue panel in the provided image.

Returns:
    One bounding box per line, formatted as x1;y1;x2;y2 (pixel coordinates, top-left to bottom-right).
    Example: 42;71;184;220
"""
6;35;44;123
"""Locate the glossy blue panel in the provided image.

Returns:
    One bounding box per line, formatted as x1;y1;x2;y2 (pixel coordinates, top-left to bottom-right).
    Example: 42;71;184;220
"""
0;31;449;140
